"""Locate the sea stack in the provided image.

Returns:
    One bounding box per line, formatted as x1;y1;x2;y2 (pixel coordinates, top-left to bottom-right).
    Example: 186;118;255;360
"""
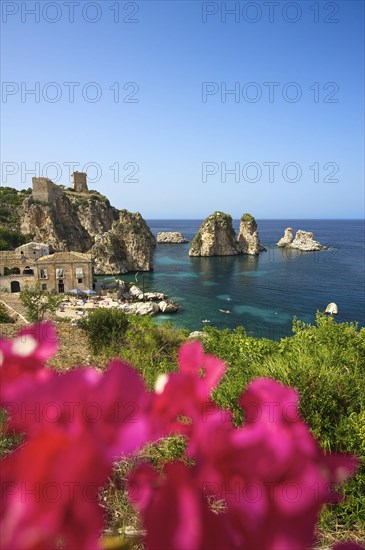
157;232;188;243
277;227;293;247
237;213;266;255
189;211;239;256
277;228;327;251
289;230;328;251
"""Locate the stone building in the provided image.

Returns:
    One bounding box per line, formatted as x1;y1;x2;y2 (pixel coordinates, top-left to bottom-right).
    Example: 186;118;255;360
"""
0;249;94;294
71;171;88;193
36;251;93;292
15;242;50;259
0;251;36;293
32;177;56;202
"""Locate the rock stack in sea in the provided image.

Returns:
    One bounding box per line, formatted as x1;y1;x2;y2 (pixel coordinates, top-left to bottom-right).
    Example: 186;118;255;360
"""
277;227;294;247
157;232;189;243
189;211;239;256
277;228;328;251
189;211;266;257
237;213;266;255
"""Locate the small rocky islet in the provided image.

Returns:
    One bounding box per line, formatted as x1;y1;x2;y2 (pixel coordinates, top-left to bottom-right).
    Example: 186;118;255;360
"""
157;232;188;244
188;212;328;256
188;211;266;257
276;227;328;251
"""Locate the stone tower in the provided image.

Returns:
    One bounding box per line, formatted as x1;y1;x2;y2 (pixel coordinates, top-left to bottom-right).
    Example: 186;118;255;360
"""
72;171;88;192
32;177;55;202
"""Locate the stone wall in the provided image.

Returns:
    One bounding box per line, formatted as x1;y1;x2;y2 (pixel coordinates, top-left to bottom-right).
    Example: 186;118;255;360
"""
72;172;88;192
36;253;93;292
32;178;55;203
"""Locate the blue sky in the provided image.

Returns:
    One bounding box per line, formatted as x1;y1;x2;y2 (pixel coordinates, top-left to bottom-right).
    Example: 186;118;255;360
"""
1;0;364;218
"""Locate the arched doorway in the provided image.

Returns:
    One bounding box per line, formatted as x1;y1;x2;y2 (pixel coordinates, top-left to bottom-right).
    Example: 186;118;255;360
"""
10;281;21;293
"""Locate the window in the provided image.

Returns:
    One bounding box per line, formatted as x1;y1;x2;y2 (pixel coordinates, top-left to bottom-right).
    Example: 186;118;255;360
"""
75;267;83;277
56;268;64;279
41;283;47;291
40;269;48;279
77;278;83;284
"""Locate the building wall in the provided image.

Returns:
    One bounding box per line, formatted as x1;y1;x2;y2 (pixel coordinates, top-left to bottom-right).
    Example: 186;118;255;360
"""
36;260;93;292
0;275;35;293
16;243;50;259
32;178;55;203
0;251;36;275
72;172;88;193
1;252;93;293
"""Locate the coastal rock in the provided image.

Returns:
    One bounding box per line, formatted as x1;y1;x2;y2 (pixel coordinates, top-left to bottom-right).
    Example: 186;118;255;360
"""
277;227;293;247
144;292;166;301
289;230;327;251
116;281;126;296
158;300;179;313
129;285;143;298
134;302;159;316
157;232;189;244
237;213;266;255
189;211;239;257
90;211;156;275
15;184;155;275
21;190;93;252
90;232;129;275
68;193;119;237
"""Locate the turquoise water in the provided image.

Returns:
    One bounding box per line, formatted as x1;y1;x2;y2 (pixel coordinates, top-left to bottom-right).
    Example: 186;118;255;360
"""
116;220;365;340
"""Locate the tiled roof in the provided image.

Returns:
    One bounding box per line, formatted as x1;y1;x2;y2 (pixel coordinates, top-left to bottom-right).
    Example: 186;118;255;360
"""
36;251;92;263
16;242;49;248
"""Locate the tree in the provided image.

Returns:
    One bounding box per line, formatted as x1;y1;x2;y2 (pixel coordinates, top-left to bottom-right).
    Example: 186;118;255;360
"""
20;284;63;322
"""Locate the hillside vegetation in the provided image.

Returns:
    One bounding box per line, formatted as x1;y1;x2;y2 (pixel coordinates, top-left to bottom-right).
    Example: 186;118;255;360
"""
1;312;364;545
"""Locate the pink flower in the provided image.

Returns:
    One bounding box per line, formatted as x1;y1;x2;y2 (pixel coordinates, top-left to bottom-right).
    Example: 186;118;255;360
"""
4;359;152;460
0;323;57;403
192;378;358;550
1;325;156;549
128;462;240;550
1;428;110;550
149;341;226;438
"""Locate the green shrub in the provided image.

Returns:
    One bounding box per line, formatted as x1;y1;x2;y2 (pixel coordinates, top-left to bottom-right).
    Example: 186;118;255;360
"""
78;308;130;355
119;317;188;388
202;313;365;533
0;229;27;250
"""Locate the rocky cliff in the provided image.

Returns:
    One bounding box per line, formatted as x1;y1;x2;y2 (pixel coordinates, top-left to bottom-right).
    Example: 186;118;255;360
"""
91;210;156;274
237;213;266;255
67;192;119;238
20;189;93;252
189;212;239;256
5;185;155;274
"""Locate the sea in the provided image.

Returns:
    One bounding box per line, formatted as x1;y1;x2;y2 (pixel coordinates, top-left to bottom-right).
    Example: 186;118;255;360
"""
114;220;365;341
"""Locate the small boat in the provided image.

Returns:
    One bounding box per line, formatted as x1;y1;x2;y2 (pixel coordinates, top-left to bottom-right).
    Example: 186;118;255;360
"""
219;309;231;314
202;319;211;323
325;302;338;315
